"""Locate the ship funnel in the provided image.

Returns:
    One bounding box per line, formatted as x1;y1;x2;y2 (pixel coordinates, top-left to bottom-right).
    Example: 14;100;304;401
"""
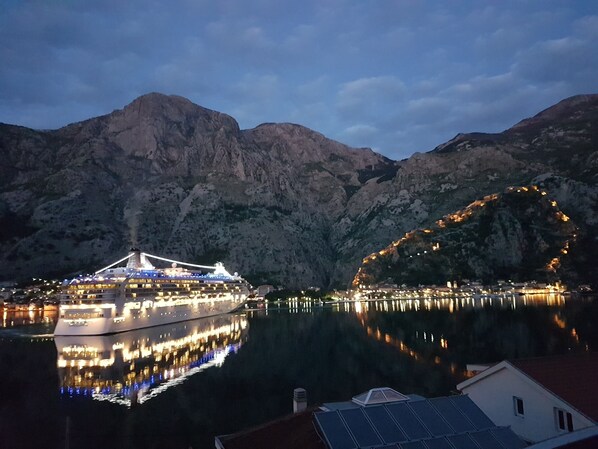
127;248;141;269
126;249;154;270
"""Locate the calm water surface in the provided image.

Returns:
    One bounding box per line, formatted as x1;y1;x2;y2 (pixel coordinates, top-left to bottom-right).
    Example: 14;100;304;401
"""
0;295;596;449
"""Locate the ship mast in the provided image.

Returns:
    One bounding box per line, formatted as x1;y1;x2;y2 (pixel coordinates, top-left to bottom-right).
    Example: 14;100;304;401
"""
94;250;228;274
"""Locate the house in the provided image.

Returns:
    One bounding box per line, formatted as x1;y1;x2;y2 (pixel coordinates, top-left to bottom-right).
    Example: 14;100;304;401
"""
215;387;526;449
214;408;325;449
255;284;275;298
457;352;598;444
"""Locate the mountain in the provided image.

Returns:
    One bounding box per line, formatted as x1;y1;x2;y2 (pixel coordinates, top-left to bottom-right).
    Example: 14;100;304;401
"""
352;187;578;287
0;93;394;287
1;93;597;288
345;94;598;288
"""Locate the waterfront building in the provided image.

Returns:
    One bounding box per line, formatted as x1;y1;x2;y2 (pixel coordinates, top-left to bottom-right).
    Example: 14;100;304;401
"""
255;284;275;298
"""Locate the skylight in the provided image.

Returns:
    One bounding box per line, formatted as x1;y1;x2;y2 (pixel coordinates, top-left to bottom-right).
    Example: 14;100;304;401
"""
351;387;409;406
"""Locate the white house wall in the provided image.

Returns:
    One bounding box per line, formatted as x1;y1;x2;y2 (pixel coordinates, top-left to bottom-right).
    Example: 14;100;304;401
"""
461;367;594;443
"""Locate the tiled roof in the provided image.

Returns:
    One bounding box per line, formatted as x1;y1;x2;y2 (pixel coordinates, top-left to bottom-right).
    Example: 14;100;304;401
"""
215;409;326;449
556;435;598;449
510;352;598;422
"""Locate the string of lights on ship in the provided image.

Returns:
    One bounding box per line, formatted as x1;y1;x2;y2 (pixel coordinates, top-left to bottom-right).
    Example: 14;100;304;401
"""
68;269;238;284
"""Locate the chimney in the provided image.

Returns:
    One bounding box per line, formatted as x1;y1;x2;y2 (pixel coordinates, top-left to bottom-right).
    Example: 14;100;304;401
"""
127;248;141;269
293;388;307;413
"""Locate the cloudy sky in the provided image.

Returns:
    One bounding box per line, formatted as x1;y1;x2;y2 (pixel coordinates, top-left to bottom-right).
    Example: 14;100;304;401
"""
1;1;597;159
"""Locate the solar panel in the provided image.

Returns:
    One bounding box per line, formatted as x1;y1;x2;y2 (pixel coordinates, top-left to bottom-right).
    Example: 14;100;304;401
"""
399;441;427;449
430;397;476;432
470;429;503;449
386;403;430;440
376;445;400;449
423;437;453;449
340;408;383;447
363;405;408;444
491;427;527;448
315;411;357;449
449;395;495;429
409;400;453;436
446;433;481;449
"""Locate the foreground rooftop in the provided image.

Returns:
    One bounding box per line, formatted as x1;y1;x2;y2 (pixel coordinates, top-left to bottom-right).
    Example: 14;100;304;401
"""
216;388;526;449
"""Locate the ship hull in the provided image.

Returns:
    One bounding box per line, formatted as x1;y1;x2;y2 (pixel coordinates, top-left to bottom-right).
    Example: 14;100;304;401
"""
54;298;245;336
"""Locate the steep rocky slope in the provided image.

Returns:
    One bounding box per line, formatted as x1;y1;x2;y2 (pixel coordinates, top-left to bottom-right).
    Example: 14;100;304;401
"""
0;93;393;286
334;95;598;287
0;93;597;287
353;187;578;286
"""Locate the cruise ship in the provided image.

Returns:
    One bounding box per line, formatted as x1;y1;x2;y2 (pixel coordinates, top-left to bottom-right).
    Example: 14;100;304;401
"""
53;249;250;336
56;314;246;406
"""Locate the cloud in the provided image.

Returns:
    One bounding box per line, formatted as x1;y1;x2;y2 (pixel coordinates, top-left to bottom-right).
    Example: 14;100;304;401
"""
282;24;318;51
337;76;406;119
513;37;598;86
341;124;379;143
405;96;452;121
233;74;281;100
0;0;597;160
219;74;286;126
574;15;598;39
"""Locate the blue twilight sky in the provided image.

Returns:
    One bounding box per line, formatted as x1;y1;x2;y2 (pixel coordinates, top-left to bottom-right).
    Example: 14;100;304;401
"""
1;0;597;160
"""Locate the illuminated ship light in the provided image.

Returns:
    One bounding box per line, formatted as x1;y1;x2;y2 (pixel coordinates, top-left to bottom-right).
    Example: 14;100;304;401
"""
54;249;251;336
57;314;247;407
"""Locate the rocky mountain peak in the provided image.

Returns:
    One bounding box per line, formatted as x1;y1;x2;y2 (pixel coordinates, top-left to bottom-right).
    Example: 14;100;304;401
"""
122;92;237;128
509;94;598;132
55;93;241;161
244;122;390;170
0;93;597;288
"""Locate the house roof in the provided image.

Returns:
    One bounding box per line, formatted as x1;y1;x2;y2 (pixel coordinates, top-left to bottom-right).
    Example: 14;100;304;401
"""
555;434;598;449
509;352;598;422
216;391;526;449
314;394;525;449
527;426;598;449
215;409;326;449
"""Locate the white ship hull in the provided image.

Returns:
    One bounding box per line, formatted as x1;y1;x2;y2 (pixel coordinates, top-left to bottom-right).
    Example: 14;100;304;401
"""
54;249;250;336
54;297;245;336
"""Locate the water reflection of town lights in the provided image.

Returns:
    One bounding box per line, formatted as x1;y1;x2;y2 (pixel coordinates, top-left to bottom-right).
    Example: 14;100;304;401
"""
354;302;362;314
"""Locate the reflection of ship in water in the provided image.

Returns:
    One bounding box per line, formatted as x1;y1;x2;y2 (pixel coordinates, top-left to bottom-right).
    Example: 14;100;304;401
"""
55;314;247;407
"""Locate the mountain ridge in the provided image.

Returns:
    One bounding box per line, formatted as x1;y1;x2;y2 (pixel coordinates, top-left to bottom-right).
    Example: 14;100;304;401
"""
1;93;597;287
353;186;580;287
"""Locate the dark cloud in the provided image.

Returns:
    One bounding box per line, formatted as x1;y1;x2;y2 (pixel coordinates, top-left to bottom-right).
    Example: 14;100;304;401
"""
0;0;597;159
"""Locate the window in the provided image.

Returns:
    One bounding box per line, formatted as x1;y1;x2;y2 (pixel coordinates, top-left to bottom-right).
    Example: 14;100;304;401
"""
513;396;524;417
555;408;574;432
